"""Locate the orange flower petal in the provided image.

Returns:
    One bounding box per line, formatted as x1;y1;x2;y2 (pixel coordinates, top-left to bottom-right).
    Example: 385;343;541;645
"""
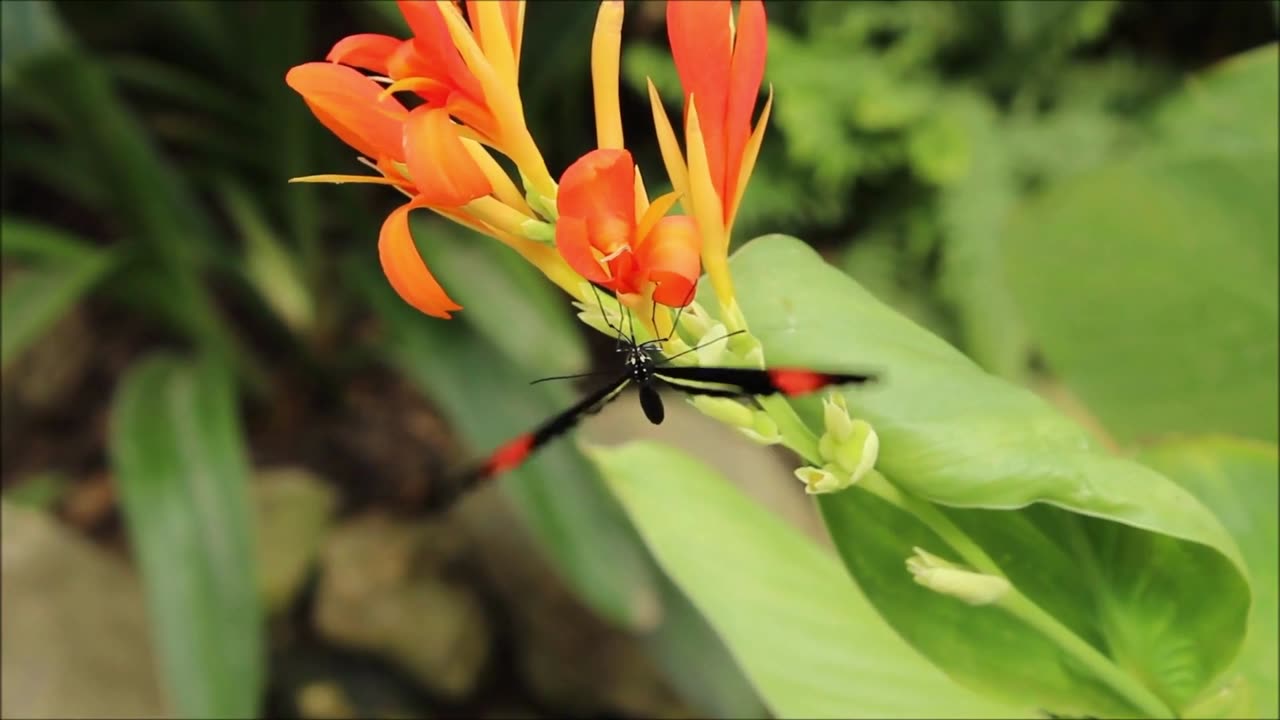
403;106;492;206
286;62;408;161
397;0;485;102
555;215;610;284
378;201;463;318
327;33;402;75
558;149;636;232
724;0;766;208
668;0;731;198
637;216;701;307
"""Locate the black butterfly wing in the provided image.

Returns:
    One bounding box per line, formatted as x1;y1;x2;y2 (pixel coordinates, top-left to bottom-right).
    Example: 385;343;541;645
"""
427;375;631;510
654;365;875;398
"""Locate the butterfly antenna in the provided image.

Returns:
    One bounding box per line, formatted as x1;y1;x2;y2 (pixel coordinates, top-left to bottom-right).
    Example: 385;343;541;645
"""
591;283;626;350
655;329;747;366
664;282;698;342
530;370;613;386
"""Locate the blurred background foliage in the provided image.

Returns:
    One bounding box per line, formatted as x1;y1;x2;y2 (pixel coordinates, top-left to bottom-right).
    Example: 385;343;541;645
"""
1;1;1275;718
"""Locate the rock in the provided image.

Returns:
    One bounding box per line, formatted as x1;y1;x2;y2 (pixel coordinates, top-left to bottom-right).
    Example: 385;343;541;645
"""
453;490;693;719
312;513;489;700
252;467;338;614
1;501;167;718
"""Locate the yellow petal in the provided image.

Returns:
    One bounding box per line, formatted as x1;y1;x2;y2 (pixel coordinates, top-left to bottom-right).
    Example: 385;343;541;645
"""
377;76;444;103
634;190;682;249
648;78;688;202
436;0;554;199
461;137;533;217
474;0;519;102
592;0;625;150
728;85;773;236
633;165;650;220
685;98;735;315
288;173;406;185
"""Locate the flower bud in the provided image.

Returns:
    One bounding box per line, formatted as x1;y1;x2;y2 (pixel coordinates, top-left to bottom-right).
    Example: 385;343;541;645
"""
822;392;854;442
519;218;557;244
832;419;879;483
522;170;558;222
696;323;730;366
906;547;1011;606
739;411;781;445
677;301;714;340
690;396;755;428
794;464;856;495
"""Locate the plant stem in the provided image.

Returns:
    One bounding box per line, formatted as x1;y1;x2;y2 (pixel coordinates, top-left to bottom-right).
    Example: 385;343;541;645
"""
757;394;820;463
856;473;1176;718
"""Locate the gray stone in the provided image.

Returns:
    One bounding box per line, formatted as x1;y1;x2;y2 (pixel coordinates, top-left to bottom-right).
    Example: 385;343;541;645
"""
312;513;490;700
252;466;338;614
1;501;168;718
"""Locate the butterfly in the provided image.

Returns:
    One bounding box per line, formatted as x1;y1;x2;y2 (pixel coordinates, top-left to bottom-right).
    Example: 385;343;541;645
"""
427;285;877;509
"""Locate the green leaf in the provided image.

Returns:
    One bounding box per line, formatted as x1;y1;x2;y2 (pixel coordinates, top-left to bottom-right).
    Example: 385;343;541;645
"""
1;222;115;370
352;259;661;631
592;441;1029;719
1003;46;1279;444
642;574;769;719
1137;436;1279;719
1153;43;1279;154
727;235;1252;716
108;354;264;718
0;0;69;83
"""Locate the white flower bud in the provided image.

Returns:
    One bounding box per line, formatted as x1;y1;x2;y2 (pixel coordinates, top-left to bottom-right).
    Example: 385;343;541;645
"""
794;464;857;495
906;547;1011;606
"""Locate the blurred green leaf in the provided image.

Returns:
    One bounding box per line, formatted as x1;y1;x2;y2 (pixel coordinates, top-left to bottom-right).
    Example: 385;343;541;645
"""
0;0;69;84
728;235;1251;716
1;222;115;371
109;354;264;718
220;183;315;335
592;441;1029;719
642;575;768;719
0;216;105;264
411;215;587;375
353;259;661;631
7;4;263;386
1138;436;1279;719
1154;43;1279;154
1004;46;1278;445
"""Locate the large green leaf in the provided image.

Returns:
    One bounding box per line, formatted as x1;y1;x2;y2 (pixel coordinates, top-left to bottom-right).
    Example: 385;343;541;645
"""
1137;436;1279;719
592;441;1029;719
1003;45;1279;444
353;260;661;631
108;355;264;718
726;235;1251;717
0;220;115;370
641;574;769;719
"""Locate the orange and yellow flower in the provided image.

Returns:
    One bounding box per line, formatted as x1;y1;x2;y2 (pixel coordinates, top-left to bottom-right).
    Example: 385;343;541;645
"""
650;0;771;322
286;0;575;318
286;0;767;330
556;149;699;308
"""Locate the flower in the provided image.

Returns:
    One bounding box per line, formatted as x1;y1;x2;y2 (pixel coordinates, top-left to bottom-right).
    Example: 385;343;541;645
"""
287;0;580;318
556;149;700;307
650;0;771;319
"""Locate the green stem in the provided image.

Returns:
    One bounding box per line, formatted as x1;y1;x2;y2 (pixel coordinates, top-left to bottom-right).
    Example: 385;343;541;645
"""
998;592;1174;718
757;394;820;463
855;473;1175;719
